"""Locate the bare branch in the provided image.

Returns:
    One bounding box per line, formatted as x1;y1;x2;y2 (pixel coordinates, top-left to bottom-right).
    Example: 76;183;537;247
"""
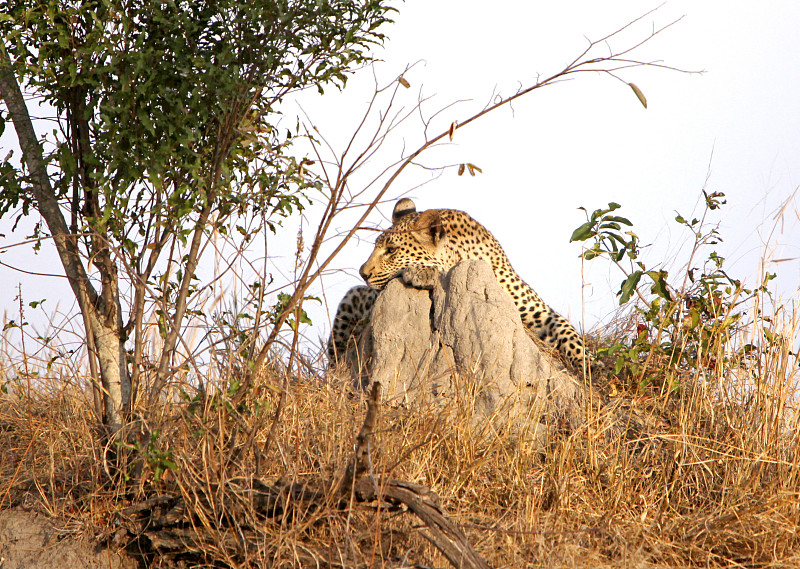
249;7;695;380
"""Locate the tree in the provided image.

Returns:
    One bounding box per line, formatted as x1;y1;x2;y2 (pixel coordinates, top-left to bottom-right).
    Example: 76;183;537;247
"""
0;0;393;432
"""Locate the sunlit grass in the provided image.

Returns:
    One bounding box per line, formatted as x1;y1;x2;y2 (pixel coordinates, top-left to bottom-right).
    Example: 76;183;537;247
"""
1;261;799;567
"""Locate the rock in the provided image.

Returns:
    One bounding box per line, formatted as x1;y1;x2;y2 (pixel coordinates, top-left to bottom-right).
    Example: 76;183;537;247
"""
368;260;587;442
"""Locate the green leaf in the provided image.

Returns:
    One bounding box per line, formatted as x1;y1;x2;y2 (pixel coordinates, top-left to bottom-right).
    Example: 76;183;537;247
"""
604;215;633;226
619;270;643;304
570;221;595;242
763;327;778;343
646;270;672;301
689;309;700;328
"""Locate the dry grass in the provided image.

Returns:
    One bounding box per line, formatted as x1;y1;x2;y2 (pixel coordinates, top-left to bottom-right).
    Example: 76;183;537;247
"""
1;300;799;568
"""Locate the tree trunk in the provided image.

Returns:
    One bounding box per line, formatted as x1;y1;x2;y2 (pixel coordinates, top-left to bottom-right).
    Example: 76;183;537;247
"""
86;307;130;430
0;52;130;431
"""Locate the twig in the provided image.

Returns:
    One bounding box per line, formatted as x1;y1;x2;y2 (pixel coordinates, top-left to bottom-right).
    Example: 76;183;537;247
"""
249;6;695;382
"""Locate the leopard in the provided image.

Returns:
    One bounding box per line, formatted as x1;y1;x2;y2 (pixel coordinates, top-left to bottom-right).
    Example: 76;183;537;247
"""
326;199;418;361
329;198;595;372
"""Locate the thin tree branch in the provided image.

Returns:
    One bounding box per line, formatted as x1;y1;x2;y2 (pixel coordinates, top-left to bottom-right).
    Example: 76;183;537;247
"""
248;8;695;382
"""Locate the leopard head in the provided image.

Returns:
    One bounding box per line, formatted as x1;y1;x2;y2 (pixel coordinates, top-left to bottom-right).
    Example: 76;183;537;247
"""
359;205;448;290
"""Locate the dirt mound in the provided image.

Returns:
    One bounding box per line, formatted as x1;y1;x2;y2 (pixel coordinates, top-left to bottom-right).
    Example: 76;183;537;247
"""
0;509;134;569
368;259;588;444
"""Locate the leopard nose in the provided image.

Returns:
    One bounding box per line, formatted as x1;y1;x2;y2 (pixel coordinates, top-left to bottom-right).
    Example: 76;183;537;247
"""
359;265;369;282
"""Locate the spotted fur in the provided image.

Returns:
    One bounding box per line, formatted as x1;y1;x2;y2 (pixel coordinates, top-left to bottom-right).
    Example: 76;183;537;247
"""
327;285;378;361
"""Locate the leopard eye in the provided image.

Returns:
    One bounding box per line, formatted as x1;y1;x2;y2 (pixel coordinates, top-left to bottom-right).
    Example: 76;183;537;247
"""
385;245;397;255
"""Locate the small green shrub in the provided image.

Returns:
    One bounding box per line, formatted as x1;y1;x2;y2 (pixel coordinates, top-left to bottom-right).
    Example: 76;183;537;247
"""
572;191;777;391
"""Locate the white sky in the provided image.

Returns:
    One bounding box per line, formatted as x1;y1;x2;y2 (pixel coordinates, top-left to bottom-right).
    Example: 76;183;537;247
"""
2;1;800;355
295;0;800;341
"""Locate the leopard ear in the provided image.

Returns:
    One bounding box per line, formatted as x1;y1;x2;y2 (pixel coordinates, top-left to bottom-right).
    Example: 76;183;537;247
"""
413;210;446;247
392;198;417;224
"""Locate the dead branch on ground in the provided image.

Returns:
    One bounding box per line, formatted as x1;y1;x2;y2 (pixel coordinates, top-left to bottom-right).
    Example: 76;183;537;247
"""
110;383;493;569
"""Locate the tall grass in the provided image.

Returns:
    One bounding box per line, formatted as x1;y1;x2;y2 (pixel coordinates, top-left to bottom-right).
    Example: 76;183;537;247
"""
1;233;799;567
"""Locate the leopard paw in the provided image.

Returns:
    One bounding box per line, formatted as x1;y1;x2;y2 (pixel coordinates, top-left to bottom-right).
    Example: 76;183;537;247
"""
401;266;442;289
